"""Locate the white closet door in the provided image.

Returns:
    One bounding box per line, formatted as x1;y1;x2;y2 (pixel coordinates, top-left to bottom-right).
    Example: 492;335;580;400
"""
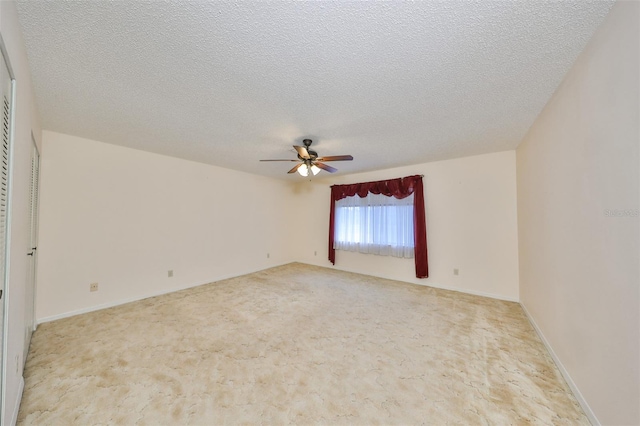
25;139;39;358
0;48;13;414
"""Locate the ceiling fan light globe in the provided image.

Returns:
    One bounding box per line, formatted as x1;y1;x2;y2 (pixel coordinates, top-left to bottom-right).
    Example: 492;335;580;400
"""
310;165;321;175
297;164;309;176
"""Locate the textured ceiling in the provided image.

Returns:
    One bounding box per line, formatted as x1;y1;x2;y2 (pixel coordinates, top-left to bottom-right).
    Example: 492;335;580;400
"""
16;1;613;179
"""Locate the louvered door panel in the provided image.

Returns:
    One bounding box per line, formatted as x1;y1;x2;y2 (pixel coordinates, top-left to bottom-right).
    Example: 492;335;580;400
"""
0;49;13;402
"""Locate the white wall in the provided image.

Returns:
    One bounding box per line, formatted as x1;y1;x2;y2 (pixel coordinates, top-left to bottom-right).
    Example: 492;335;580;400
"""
293;151;520;301
36;131;296;321
0;2;43;424
516;1;639;424
37;135;520;318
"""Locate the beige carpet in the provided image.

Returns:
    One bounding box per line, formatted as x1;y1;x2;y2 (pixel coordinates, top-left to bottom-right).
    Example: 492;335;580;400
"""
18;263;587;425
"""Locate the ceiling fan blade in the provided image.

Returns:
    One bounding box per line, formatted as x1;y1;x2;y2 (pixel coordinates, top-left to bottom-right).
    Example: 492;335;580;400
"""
314;162;338;173
316;155;353;162
287;163;303;174
259;159;299;162
294;145;310;159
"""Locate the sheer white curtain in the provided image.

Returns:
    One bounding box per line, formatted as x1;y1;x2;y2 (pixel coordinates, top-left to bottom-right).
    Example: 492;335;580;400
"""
334;192;414;258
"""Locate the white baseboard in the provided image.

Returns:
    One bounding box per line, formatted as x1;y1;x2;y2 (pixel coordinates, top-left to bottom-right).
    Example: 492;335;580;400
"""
299;259;519;303
10;375;24;426
423;281;519;303
38;259;518;324
520;303;599;426
37;261;295;324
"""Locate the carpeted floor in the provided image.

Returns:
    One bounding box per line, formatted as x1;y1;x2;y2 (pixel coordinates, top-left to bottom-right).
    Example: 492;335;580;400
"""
18;263;588;425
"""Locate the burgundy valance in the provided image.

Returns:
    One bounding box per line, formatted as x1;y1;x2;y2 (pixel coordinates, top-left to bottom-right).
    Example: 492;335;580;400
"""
328;174;429;278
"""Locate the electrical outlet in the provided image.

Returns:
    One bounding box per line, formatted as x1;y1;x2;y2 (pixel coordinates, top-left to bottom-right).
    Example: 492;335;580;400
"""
90;282;98;292
168;270;173;278
314;251;317;256
267;253;270;259
454;269;459;276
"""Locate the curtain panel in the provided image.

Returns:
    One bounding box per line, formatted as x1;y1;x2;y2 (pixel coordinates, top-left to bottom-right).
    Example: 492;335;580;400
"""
334;193;415;258
328;174;429;278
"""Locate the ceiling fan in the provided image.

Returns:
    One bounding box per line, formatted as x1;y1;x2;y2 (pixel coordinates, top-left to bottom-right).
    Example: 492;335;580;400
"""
260;139;354;176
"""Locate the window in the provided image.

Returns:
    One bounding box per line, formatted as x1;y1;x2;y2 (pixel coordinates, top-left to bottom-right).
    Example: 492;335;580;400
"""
334;192;414;258
328;174;428;278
